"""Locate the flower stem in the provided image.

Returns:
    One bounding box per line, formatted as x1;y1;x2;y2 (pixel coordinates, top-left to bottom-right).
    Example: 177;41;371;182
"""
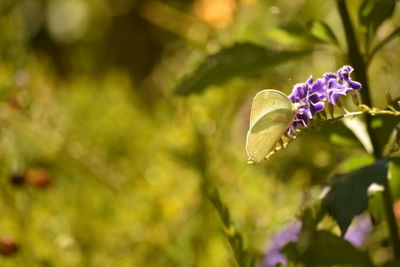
329;108;400;121
335;0;370;107
335;0;382;159
336;1;400;257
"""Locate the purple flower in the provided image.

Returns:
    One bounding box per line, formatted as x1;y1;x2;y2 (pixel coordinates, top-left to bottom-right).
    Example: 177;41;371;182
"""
261;214;372;267
286;65;362;133
338;66;362;90
344;214;373;248
261;221;301;267
287;77;326;133
326;66;362;105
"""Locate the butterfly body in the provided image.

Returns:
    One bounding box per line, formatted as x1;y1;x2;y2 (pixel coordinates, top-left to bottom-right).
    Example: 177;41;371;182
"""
246;89;296;162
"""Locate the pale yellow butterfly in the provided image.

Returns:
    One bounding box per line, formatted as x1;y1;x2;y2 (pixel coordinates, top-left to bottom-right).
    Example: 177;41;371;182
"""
246;89;299;162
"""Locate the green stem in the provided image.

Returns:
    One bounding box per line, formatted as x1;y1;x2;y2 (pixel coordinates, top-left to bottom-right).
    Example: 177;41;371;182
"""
335;0;381;158
330;108;400;120
336;1;400;259
335;0;370;106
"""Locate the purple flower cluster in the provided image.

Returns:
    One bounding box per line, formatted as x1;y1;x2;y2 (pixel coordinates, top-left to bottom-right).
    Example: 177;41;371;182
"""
261;214;372;267
287;65;361;133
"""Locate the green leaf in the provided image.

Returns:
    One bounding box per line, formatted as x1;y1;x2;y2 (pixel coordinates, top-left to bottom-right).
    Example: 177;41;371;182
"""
307;20;339;45
284;230;371;266
340;154;375;172
208;189;231;227
174;43;310;95
359;0;396;33
322;158;390;234
371;114;400;155
276;23;325;44
269;21;338;46
368;184;386;223
310;120;364;149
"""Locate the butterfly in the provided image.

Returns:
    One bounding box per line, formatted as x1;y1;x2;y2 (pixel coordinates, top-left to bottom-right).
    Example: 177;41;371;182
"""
246;89;299;162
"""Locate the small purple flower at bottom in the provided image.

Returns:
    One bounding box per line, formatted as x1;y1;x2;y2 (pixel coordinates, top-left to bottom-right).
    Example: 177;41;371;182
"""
261;221;301;267
344;213;373;248
261;214;372;267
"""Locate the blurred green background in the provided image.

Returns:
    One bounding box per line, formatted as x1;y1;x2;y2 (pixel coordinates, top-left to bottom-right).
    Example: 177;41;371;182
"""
0;0;399;266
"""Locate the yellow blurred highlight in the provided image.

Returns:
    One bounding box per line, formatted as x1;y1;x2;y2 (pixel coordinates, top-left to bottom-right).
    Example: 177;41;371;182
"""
47;0;89;43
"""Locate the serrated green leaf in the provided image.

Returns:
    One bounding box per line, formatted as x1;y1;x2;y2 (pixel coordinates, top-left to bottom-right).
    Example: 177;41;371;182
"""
174;43;310;95
359;0;396;32
322;158;390;234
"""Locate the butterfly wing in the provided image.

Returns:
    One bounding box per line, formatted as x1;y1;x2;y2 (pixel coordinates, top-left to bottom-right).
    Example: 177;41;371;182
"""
246;89;295;162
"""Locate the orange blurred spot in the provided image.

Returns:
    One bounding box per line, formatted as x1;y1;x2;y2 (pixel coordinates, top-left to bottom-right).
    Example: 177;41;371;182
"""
394;200;400;221
241;0;257;4
194;0;236;28
26;168;52;188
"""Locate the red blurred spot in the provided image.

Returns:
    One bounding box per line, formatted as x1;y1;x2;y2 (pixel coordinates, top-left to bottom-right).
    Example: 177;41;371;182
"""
0;237;19;256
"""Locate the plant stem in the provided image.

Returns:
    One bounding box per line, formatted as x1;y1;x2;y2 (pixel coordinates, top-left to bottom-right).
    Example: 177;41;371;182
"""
330;108;400;121
382;178;400;259
335;0;382;159
335;1;400;258
335;0;370;106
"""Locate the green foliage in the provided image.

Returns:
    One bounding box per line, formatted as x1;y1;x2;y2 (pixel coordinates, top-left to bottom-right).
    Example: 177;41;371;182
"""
174;43;310;95
310;120;365;149
370;114;400;156
0;0;400;266
359;0;396;34
307;20;339;45
322;158;390;234
390;160;400;199
284;230;372;266
208;189;258;267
